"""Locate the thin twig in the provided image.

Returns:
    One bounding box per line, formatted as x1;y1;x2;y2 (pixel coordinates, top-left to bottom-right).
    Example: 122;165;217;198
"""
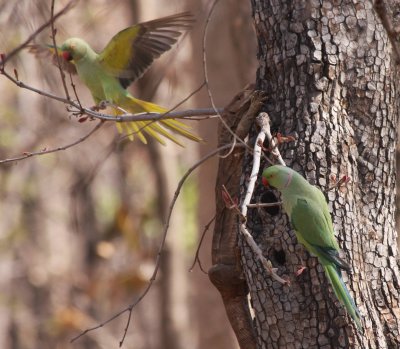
221;184;242;217
189;215;216;274
1;63;221;123
89;108;223;122
257;112;286;166
0;121;104;165
50;0;70;100
1;0;77;66
163;82;207;115
239;113;288;284
70;143;246;345
69;73;82;108
219;137;237;158
202;0;253;155
1;68;73;104
203;0;221;116
247;202;282;208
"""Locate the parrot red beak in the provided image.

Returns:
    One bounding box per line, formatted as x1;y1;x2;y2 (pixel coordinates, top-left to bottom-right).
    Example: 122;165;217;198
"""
262;177;269;187
62;51;73;61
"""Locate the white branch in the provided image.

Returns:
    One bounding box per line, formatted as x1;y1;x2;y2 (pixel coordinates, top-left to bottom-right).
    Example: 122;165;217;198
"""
247;202;282;208
239;112;288;285
257;112;286;166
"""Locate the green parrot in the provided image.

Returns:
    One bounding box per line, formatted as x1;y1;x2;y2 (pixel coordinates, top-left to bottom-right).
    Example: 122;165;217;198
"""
29;12;201;146
262;165;362;330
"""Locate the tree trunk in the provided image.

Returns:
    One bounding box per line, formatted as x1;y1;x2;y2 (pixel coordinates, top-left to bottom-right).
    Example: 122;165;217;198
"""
217;0;400;348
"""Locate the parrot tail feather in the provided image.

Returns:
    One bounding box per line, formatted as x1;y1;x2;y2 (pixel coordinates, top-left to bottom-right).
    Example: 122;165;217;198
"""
125;121;148;143
324;264;363;331
113;96;202;146
161;119;204;142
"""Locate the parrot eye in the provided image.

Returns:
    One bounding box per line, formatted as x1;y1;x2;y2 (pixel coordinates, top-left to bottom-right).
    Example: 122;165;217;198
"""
62;51;73;61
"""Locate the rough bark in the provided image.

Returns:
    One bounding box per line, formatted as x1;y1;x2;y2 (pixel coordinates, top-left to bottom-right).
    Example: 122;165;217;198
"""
232;0;400;348
210;87;266;349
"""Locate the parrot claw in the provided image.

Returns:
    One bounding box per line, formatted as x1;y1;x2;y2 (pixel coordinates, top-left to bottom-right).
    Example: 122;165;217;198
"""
90;105;101;111
259;132;295;154
91;100;111;111
275;132;295;145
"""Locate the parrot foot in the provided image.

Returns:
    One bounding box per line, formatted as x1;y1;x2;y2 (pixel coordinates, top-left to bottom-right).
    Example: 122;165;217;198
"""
91;100;110;111
275;132;296;145
259;132;295;154
295;266;307;276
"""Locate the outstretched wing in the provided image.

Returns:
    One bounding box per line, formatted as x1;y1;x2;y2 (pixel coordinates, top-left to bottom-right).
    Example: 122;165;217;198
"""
97;12;194;88
28;44;77;74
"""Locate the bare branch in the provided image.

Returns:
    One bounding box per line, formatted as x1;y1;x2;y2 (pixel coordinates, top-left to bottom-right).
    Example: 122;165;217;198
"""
203;0;221;115
189;215;216;274
1;67;221;122
0;67;78;105
50;0;71;100
0;121;104;165
1;0;77;66
202;0;254;155
257;112;286;166
115;82;208;137
239;112;288;284
247;202;282;208
70;143;246;345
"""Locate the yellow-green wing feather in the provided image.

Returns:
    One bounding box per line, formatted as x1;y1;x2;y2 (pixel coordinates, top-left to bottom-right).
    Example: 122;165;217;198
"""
97;12;194;88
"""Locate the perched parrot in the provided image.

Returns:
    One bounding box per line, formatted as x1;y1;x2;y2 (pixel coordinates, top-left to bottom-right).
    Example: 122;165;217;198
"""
29;12;201;146
262;165;362;330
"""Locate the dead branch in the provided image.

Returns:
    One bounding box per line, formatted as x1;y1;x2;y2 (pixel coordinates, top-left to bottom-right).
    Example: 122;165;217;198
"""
1;0;77;66
0;121;104;165
70;142;246;345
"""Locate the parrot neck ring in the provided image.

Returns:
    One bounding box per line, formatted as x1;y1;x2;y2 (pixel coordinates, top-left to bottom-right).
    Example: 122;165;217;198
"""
283;171;293;189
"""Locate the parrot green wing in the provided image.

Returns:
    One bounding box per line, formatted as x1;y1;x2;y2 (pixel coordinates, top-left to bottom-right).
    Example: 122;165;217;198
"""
310;185;336;234
291;197;351;271
97;12;194;88
28;44;77;74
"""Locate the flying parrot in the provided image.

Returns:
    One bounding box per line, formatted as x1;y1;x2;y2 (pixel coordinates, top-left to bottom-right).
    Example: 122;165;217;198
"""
29;12;201;146
262;165;362;330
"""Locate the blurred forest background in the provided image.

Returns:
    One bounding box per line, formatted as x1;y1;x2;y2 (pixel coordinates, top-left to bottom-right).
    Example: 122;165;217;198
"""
0;0;256;348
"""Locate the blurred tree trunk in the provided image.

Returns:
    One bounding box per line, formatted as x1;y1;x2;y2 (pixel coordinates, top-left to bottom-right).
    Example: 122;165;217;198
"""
129;2;197;348
213;0;400;348
187;1;257;349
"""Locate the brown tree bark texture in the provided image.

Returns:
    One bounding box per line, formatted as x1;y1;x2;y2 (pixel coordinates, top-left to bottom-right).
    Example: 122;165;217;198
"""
236;0;400;348
210;87;265;349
